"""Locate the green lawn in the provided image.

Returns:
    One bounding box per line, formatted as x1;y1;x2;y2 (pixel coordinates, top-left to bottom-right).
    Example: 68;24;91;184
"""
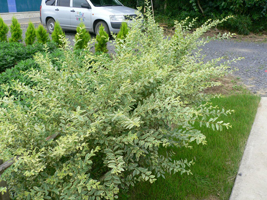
120;93;260;200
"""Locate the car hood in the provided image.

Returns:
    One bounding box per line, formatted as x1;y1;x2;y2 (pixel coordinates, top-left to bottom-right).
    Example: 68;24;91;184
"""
93;6;138;15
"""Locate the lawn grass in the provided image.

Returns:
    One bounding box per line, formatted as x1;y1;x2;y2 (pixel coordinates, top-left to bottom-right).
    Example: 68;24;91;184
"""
120;93;260;200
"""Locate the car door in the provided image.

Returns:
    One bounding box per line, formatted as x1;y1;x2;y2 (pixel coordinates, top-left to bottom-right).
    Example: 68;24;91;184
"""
70;0;92;30
55;0;71;28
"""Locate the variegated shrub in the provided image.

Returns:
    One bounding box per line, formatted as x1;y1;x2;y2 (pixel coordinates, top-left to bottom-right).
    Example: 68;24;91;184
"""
0;2;236;200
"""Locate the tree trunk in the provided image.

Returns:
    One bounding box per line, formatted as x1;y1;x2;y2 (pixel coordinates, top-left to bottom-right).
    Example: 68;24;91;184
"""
164;0;167;13
151;0;154;18
0;160;10;200
197;0;205;15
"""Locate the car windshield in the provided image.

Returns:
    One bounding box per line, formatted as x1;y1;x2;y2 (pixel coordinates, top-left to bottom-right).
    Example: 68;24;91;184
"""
90;0;122;7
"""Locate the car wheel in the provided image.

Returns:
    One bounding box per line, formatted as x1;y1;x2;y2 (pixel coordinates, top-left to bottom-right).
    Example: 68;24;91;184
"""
95;21;110;35
47;18;55;34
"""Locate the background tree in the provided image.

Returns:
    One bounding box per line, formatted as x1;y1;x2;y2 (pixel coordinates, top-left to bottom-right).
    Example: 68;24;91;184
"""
116;22;129;45
9;17;23;43
120;0;267;34
95;24;109;53
51;21;65;47
25;22;36;45
0;17;8;42
36;24;50;44
74;22;91;50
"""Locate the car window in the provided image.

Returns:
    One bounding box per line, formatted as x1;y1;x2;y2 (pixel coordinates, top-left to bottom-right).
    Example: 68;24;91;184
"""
90;0;122;7
57;0;70;7
45;0;55;5
73;0;88;8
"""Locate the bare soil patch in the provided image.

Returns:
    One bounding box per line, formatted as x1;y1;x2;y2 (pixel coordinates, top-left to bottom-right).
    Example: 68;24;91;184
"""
204;75;249;96
202;29;267;43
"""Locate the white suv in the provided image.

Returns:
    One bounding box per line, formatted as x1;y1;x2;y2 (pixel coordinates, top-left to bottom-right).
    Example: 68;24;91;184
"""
40;0;138;34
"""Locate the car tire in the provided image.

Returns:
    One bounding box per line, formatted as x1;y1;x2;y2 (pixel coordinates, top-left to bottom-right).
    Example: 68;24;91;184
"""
47;18;55;34
95;21;110;35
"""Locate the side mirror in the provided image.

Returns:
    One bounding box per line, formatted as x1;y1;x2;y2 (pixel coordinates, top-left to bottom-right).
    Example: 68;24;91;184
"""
81;2;91;9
